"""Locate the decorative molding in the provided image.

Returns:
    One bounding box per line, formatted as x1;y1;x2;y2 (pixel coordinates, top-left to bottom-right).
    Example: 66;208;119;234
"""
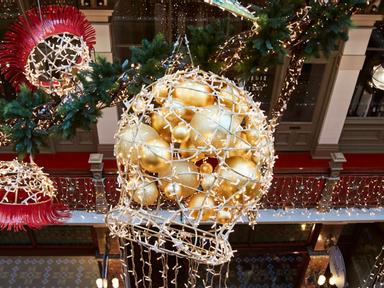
80;9;113;22
97;144;115;159
351;14;383;27
339;118;384;153
311;144;339;159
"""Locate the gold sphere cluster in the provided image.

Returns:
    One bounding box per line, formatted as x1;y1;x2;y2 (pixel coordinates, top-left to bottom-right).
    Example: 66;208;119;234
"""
115;69;275;225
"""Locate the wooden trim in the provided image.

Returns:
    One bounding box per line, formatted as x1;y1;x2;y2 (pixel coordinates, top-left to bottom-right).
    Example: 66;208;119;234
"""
296;254;311;288
351;14;383;27
308;224;323;250
311;144;339;159
339;117;384;153
97;144;115;159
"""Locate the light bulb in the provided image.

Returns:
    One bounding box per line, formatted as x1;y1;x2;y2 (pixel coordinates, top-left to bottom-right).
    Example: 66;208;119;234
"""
96;278;103;288
372;65;384;90
329;276;336;285
112;278;119;288
317;275;326;286
300;224;307;231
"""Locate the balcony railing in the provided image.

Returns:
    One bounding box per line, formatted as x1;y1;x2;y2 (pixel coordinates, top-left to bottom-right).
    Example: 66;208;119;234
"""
52;154;384;212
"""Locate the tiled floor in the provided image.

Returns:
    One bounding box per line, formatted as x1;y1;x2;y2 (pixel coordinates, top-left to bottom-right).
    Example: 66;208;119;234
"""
0;256;99;288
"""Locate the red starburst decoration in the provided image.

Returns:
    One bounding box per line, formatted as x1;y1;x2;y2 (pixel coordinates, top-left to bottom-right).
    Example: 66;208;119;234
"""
0;5;95;91
0;160;70;231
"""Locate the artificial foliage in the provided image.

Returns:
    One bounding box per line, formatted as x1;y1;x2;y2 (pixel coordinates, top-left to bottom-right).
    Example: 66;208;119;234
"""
1;86;50;158
0;0;366;157
188;19;236;72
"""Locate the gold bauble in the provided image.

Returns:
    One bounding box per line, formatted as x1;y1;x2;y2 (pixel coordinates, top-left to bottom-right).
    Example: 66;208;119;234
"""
151;112;171;142
217;85;248;113
201;173;216;191
244;182;263;200
215;156;260;199
116;123;159;162
159;161;200;199
161;99;190;125
188;193;215;221
162;182;183;200
132;180;159;206
152;82;169;104
179;140;205;162
216;209;232;225
139;137;171;173
151;112;167;132
199;162;213;174
245;128;263;146
190;105;243;149
132;98;147;113
173;80;214;107
217;85;239;109
225;156;261;184
228;133;252;159
172;122;191;143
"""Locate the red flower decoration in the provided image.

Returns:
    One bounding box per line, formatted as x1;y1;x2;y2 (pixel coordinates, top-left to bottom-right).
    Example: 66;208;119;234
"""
0;5;95;91
0;160;70;231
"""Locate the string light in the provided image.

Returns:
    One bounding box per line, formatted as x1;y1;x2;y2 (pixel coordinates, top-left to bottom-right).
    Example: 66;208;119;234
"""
0;159;69;231
107;67;275;266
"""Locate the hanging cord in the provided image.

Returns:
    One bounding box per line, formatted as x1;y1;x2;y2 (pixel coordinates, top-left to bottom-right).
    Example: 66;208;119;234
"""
164;34;195;75
17;0;39;45
269;53;305;130
36;0;57;93
184;35;194;67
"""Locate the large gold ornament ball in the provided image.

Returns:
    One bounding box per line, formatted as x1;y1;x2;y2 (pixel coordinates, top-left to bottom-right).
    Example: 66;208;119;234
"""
188;193;215;221
131;180;159;206
116;123;158;162
115;69;275;226
158;160;200;199
190;105;243;149
139;137;171;173
173;80;215;107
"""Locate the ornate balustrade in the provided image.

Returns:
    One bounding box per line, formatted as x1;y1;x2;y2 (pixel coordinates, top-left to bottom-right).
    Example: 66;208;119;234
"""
52;173;384;211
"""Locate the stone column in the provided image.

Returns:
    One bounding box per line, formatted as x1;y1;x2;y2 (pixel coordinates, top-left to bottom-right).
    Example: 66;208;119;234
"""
312;15;382;158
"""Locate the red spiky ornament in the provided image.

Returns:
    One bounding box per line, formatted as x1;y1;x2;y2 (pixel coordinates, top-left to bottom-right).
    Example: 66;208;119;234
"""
0;159;70;231
0;5;95;95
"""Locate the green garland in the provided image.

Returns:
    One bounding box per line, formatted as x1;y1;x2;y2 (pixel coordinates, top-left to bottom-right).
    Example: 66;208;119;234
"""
0;0;366;157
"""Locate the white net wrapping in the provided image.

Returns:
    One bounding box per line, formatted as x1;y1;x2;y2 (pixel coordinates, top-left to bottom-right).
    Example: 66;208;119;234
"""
0;159;56;204
107;68;275;270
24;32;91;96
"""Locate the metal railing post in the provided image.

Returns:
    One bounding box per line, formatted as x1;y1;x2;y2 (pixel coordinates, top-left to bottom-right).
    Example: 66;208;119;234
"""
89;153;108;213
318;152;346;212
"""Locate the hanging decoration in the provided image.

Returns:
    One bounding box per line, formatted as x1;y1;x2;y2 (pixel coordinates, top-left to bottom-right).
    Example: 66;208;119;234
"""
0;159;70;231
0;5;95;95
0;1;365;157
104;1;365;287
106;67;275;286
